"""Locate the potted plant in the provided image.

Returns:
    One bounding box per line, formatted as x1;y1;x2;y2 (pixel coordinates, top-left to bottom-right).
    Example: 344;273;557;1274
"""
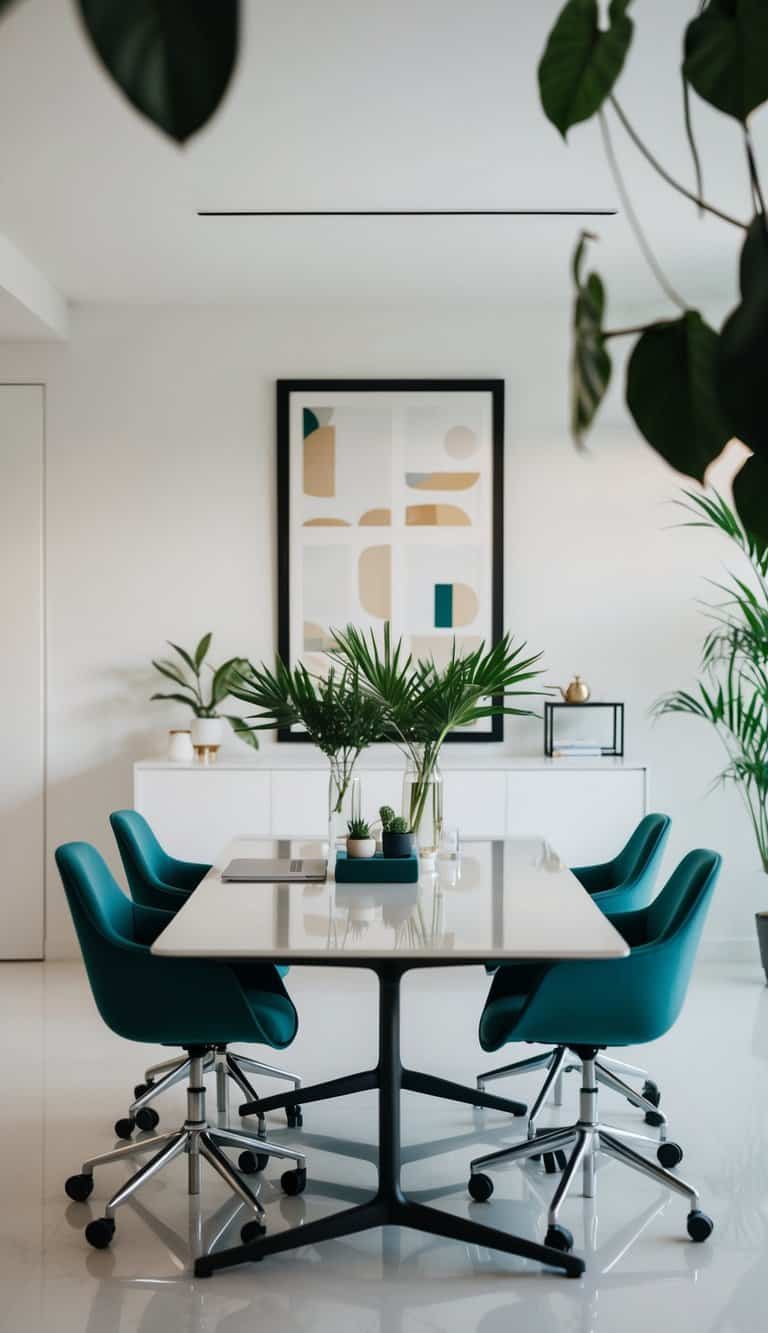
379;807;414;859
150;633;257;759
655;492;768;979
332;624;543;856
229;657;384;847
346;818;376;859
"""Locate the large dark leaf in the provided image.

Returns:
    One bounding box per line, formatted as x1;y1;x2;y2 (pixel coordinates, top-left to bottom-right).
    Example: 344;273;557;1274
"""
626;312;732;481
732;453;768;547
570;232;612;445
683;0;768;123
538;0;633;138
77;0;239;143
717;216;768;456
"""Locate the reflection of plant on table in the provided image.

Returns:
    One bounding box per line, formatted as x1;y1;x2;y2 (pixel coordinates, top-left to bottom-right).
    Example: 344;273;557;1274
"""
150;632;257;748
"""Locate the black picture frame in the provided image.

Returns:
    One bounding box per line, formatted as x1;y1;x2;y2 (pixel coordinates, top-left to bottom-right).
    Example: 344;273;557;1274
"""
276;377;505;743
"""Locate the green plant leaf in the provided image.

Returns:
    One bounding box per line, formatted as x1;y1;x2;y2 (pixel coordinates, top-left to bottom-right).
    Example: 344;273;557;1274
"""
77;0;239;143
717;216;768;456
570;231;612;445
732;453;768;548
151;658;190;689
538;0;634;138
223;715;259;749
683;0;768;123
150;691;201;714
194;632;212;669
626;311;732;481
210;656;247;707
167;641;197;673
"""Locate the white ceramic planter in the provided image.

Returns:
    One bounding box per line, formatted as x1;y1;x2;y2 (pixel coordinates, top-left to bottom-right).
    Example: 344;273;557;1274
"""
191;716;225;763
167;729;194;762
346;837;376;859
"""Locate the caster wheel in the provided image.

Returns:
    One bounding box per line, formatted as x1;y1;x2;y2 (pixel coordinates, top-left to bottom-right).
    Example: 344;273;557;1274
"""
114;1117;135;1140
238;1150;269;1174
85;1217;115;1250
687;1209;714;1242
642;1080;661;1106
544;1223;574;1253
286;1107;303;1128
133;1082;150;1100
657;1141;683;1168
468;1172;494;1202
135;1106;159;1132
644;1110;664;1128
280;1166;307;1196
240;1219;267;1244
65;1173;93;1202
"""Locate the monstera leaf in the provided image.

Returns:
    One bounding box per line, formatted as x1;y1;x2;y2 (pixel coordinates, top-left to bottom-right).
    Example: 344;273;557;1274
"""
77;0;239;142
717;217;768;457
538;0;634;137
732;453;768;547
683;0;768;123
626;312;732;481
570;232;612;445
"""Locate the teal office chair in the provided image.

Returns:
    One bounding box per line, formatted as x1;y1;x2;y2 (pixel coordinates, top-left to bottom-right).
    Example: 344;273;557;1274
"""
57;842;307;1251
476;813;671;1139
110;810;302;1133
467;849;720;1252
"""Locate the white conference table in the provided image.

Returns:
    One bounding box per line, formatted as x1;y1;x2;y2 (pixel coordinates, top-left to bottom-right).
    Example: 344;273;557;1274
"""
153;836;627;1280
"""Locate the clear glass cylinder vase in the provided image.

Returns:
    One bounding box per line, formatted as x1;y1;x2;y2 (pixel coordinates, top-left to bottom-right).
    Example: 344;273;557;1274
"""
402;749;443;857
327;758;361;853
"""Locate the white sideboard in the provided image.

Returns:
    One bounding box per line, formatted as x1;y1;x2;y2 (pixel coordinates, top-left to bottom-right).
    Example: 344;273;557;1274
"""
134;753;648;867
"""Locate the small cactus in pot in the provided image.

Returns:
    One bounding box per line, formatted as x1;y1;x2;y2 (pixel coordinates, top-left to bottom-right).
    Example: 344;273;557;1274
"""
379;806;415;859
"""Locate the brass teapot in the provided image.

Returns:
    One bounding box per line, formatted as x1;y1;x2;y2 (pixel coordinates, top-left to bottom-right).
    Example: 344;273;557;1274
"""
559;675;591;704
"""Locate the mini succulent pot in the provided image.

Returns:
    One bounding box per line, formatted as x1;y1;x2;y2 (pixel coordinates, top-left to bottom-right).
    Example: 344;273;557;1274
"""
346;819;376;859
756;912;768;984
382;829;414;859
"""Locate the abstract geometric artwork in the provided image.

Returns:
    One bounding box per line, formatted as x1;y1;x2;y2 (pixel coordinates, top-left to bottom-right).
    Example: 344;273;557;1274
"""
277;379;504;740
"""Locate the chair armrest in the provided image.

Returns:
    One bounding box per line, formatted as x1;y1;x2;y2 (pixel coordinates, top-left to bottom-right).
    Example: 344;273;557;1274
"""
131;902;175;946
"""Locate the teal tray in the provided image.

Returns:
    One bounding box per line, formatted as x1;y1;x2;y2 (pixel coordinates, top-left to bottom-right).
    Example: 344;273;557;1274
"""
335;850;419;883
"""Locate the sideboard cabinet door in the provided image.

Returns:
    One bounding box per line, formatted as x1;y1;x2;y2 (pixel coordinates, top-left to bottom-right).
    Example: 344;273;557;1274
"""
506;770;646;866
135;769;271;862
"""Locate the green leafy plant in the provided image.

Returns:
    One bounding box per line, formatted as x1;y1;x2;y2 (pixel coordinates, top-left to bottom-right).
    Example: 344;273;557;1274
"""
150;633;257;748
229;657;384;815
347;818;372;839
332;623;543;836
654;491;768;873
538;0;768;542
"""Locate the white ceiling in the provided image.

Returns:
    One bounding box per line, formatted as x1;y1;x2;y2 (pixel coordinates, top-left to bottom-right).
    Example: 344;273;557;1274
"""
0;0;764;326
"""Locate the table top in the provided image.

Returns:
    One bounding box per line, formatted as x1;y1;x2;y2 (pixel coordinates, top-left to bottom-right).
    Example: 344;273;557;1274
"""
151;837;628;966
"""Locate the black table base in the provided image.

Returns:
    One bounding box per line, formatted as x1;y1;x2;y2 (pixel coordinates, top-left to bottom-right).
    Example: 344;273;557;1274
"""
195;966;584;1279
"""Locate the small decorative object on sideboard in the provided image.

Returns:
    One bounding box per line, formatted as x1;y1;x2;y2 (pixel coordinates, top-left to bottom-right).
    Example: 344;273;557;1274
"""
346;818;377;859
544;700;624;758
379;807;415;859
150;633;257;763
167;729;194;763
558;674;591;703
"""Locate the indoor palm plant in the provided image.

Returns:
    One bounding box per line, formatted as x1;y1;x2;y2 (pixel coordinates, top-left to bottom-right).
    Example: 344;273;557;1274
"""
332;625;544;855
150;633;257;755
654;491;768;975
230;657;384;847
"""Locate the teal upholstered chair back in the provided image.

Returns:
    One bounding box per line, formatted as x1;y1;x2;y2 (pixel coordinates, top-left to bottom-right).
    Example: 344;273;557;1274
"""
480;848;721;1052
110;809;211;910
572;813;671;915
55;841;297;1049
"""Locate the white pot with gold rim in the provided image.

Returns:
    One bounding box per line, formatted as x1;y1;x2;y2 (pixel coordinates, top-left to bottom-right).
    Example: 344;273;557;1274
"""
191;716;224;763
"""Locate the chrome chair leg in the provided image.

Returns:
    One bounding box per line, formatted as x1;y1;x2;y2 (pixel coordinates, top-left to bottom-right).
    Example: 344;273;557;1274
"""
233;1054;302;1093
527;1047;567;1137
594;1061;667;1134
476;1049;553;1095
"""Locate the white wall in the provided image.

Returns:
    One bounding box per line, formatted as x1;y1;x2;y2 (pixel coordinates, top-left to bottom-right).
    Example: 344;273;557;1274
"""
0;303;758;957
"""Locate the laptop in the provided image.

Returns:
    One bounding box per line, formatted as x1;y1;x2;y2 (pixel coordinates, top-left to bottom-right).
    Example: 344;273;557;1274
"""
220;857;328;883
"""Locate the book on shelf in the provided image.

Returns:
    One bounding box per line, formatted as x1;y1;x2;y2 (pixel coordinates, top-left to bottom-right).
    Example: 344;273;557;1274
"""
552;743;605;757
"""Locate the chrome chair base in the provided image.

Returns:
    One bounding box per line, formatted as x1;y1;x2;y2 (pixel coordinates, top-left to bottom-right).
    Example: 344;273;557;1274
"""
476;1045;664;1138
128;1045;303;1137
468;1052;713;1251
68;1050;307;1251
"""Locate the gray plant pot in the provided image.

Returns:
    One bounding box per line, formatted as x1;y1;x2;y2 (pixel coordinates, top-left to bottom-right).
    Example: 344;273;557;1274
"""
382;830;414;859
756;913;768;983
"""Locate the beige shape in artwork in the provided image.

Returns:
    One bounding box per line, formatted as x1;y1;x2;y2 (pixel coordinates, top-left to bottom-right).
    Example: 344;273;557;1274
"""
444;425;479;459
405;472;480;491
452;582;479;627
304;426;335;497
406;503;471;526
410;634;483;669
303;621;336;653
359;508;392;526
303;518;350;526
358;545;391;619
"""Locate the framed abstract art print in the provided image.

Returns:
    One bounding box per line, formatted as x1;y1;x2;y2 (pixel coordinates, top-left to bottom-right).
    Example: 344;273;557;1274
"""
276;378;504;741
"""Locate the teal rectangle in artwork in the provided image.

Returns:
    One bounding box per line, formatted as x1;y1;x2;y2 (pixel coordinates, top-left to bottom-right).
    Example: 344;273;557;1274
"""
434;583;453;628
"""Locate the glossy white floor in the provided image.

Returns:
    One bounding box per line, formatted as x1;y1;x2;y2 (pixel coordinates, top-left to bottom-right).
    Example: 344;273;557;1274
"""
2;958;767;1333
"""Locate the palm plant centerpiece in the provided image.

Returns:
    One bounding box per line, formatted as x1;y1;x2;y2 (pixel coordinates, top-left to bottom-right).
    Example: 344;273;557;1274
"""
332;625;544;854
230;657;384;846
655;492;768;969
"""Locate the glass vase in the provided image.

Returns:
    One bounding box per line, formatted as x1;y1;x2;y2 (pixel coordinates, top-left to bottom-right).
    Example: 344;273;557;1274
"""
327;757;361;853
402;747;443;858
